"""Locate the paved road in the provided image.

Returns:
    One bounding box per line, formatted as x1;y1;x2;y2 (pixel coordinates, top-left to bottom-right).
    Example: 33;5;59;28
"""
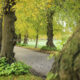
14;46;54;76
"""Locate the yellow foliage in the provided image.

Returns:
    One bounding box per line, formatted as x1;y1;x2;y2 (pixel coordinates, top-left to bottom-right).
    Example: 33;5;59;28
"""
47;4;51;8
47;0;52;3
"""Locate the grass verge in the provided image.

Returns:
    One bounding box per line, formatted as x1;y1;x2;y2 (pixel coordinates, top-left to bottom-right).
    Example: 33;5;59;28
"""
16;43;59;54
0;74;42;80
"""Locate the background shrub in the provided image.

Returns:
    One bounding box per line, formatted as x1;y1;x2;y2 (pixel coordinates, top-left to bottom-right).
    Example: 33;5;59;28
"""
41;46;57;51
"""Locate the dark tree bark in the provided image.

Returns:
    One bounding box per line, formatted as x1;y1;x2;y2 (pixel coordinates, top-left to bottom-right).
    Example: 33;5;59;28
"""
24;34;28;44
46;10;55;47
51;26;80;80
35;32;39;48
0;18;2;52
17;34;21;43
0;0;17;64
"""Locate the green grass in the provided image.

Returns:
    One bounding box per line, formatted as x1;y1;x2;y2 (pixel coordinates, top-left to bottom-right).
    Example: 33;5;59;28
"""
41;46;57;51
17;40;65;51
27;40;65;50
17;43;35;49
0;74;42;80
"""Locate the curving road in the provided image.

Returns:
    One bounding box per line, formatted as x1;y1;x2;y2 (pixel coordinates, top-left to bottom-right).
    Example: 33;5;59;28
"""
14;46;54;76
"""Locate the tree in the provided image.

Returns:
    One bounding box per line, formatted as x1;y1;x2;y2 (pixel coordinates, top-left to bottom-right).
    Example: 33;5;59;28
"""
51;25;80;80
35;28;39;48
46;0;61;47
17;34;21;43
46;9;55;47
0;0;17;64
0;17;2;52
50;0;80;79
24;34;28;44
15;0;47;48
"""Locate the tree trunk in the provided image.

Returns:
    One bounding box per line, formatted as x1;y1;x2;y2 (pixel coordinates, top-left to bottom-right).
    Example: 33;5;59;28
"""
0;18;2;52
46;10;55;47
17;34;21;43
51;26;80;80
35;32;39;48
24;34;28;44
0;0;17;63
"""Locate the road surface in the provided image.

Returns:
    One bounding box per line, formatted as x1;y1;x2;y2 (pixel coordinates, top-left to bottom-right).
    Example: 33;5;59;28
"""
14;46;54;76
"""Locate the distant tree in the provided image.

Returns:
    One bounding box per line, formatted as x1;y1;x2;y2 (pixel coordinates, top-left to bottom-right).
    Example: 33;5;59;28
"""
0;17;2;52
17;34;21;44
35;28;39;48
15;0;47;48
24;34;28;44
